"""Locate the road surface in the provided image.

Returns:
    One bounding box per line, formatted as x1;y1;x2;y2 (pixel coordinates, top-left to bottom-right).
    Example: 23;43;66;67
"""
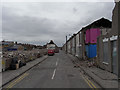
4;51;100;88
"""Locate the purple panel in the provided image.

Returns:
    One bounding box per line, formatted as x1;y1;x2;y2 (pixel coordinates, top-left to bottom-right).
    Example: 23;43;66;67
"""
85;29;90;44
89;28;101;43
90;29;96;43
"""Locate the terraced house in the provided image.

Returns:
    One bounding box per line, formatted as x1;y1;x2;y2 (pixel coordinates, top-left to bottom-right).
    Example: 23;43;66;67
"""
63;18;112;60
97;1;120;75
63;1;120;76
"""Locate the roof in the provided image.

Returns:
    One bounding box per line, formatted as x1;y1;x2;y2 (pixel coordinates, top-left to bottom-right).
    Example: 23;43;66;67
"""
81;18;112;32
48;40;55;44
65;18;112;46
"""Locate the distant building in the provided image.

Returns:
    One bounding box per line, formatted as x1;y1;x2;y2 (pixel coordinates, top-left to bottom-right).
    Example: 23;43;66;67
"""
45;40;58;48
2;41;15;51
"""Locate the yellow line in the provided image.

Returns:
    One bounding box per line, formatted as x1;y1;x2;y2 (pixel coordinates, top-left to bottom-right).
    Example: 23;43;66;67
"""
7;73;27;88
7;76;23;89
9;74;28;88
82;76;93;89
80;71;97;90
6;73;29;89
86;78;97;89
7;75;25;89
8;76;25;88
8;73;29;89
9;73;29;88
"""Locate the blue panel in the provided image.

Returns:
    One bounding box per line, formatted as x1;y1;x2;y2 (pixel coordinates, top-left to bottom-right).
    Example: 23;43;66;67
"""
88;44;97;58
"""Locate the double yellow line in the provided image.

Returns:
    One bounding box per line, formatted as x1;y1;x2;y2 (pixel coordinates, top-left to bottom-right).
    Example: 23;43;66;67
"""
82;75;97;90
6;73;29;89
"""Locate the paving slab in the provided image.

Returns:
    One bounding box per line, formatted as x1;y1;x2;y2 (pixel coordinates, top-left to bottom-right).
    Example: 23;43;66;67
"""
80;66;118;88
89;67;118;80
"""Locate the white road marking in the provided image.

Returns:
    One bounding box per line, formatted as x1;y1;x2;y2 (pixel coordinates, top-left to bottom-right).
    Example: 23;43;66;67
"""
52;69;56;79
56;62;58;66
56;58;59;66
51;58;59;80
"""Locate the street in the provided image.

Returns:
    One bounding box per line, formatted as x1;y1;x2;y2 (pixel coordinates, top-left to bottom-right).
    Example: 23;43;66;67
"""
4;51;100;88
1;1;119;89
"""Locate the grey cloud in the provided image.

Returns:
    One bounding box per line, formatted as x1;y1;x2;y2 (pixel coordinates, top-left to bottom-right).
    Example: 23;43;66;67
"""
2;2;115;46
2;12;70;45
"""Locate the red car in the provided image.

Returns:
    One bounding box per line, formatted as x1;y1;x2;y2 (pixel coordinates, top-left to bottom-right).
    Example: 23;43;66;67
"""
48;49;55;56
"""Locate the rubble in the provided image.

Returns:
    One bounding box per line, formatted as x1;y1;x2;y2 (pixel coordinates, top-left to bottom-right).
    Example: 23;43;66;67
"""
2;49;47;71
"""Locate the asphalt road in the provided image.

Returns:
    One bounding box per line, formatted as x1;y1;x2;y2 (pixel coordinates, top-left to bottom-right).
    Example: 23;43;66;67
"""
4;51;99;88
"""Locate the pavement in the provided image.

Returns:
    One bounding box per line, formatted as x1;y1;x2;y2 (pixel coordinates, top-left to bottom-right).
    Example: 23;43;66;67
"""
2;50;100;88
68;53;118;88
1;55;48;87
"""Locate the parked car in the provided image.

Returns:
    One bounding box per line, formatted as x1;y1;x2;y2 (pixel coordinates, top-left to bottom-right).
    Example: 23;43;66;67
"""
55;48;59;53
47;44;55;56
48;49;55;56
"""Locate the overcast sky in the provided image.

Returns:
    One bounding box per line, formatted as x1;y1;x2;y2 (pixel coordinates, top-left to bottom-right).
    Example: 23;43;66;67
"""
2;1;115;46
